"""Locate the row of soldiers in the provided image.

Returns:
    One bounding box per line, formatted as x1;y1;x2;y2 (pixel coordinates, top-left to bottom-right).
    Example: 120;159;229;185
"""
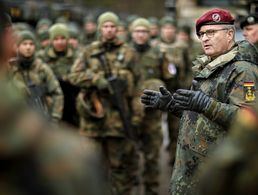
2;1;258;194
7;11;204;195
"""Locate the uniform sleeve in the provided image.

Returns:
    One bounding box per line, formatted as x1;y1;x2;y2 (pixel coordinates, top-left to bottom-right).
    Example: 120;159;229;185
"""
68;50;96;88
41;63;64;121
203;62;258;128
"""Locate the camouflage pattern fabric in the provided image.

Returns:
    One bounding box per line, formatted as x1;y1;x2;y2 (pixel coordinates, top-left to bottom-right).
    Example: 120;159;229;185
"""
153;39;192;166
131;45;166;195
170;40;258;195
69;39;136;195
69;39;135;137
196;105;258;195
38;46;76;80
0;77;110;195
39;45;79;127
9;58;64;121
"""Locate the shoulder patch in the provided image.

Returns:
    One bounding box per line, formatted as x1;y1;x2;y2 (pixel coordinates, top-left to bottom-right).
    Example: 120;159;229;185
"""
244;82;256;102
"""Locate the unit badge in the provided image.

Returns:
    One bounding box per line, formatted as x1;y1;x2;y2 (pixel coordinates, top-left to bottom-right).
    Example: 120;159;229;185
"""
244;82;256;102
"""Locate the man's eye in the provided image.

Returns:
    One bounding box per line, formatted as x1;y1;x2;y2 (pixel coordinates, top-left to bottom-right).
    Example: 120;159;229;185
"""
206;30;214;35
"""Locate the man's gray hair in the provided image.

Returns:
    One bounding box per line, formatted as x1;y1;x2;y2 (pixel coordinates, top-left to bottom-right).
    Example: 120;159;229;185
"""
223;24;236;32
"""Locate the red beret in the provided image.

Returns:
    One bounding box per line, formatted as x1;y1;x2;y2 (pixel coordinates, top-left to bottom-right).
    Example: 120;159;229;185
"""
196;8;235;34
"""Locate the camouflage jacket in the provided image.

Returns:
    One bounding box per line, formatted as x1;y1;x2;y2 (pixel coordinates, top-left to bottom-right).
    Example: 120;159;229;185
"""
69;39;135;137
9;58;64;120
131;44;166;123
196;105;258;195
80;32;98;46
152;39;192;90
39;46;76;80
0;78;109;195
170;40;258;194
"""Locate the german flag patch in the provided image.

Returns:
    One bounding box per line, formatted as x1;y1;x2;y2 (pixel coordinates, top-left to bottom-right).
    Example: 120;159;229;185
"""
244;82;256;102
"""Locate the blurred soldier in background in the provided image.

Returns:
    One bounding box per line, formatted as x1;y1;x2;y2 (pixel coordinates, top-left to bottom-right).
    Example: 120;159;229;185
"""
152;16;191;166
0;3;110;194
151;16;177;47
68;23;82;54
141;8;258;194
9;30;64;121
69;11;136;195
36;18;52;34
37;29;50;50
39;23;79;127
130;17;170;195
117;21;129;43
80;15;98;46
177;24;203;62
196;104;258;195
148;17;160;43
240;14;258;50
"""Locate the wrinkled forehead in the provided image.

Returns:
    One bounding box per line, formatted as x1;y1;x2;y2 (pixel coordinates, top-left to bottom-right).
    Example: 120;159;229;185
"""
199;24;227;32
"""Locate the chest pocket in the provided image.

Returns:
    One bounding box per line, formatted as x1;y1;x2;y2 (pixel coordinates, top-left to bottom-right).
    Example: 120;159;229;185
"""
139;55;161;80
189;115;226;156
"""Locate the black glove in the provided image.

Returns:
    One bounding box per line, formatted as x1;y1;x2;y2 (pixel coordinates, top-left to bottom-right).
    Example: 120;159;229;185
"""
173;80;212;113
141;86;174;111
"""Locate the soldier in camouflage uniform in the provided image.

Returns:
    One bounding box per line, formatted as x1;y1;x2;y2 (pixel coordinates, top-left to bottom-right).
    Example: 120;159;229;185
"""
9;30;63;121
69;11;136;195
141;8;258;194
177;25;203;62
80;15;98;46
148;17;160;43
117;21;129;43
240;14;258;51
68;24;82;53
35;18;52;34
0;8;110;195
39;23;79;127
130;18;171;195
37;29;50;50
0;77;111;195
153;16;192;165
196;105;258;195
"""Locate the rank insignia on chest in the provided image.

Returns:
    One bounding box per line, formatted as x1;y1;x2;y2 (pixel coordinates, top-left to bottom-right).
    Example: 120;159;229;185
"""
244;82;256;102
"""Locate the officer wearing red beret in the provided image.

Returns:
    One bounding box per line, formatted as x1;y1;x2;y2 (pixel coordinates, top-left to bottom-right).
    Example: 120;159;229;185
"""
141;8;258;194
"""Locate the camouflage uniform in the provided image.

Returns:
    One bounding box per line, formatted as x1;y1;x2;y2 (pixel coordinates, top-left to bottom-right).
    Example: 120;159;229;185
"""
131;44;166;195
156;39;191;165
39;41;79;127
170;40;258;194
69;38;136;195
177;25;203;63
9;57;64;121
80;15;98;46
0;78;110;195
196;105;258;195
130;17;175;194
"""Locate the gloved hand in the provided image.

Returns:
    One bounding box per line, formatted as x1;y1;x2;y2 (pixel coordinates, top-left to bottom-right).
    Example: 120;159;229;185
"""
141;86;174;111
173;80;212;113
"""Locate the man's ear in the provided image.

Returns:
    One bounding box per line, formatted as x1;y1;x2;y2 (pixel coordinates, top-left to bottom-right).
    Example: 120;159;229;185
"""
227;28;235;41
